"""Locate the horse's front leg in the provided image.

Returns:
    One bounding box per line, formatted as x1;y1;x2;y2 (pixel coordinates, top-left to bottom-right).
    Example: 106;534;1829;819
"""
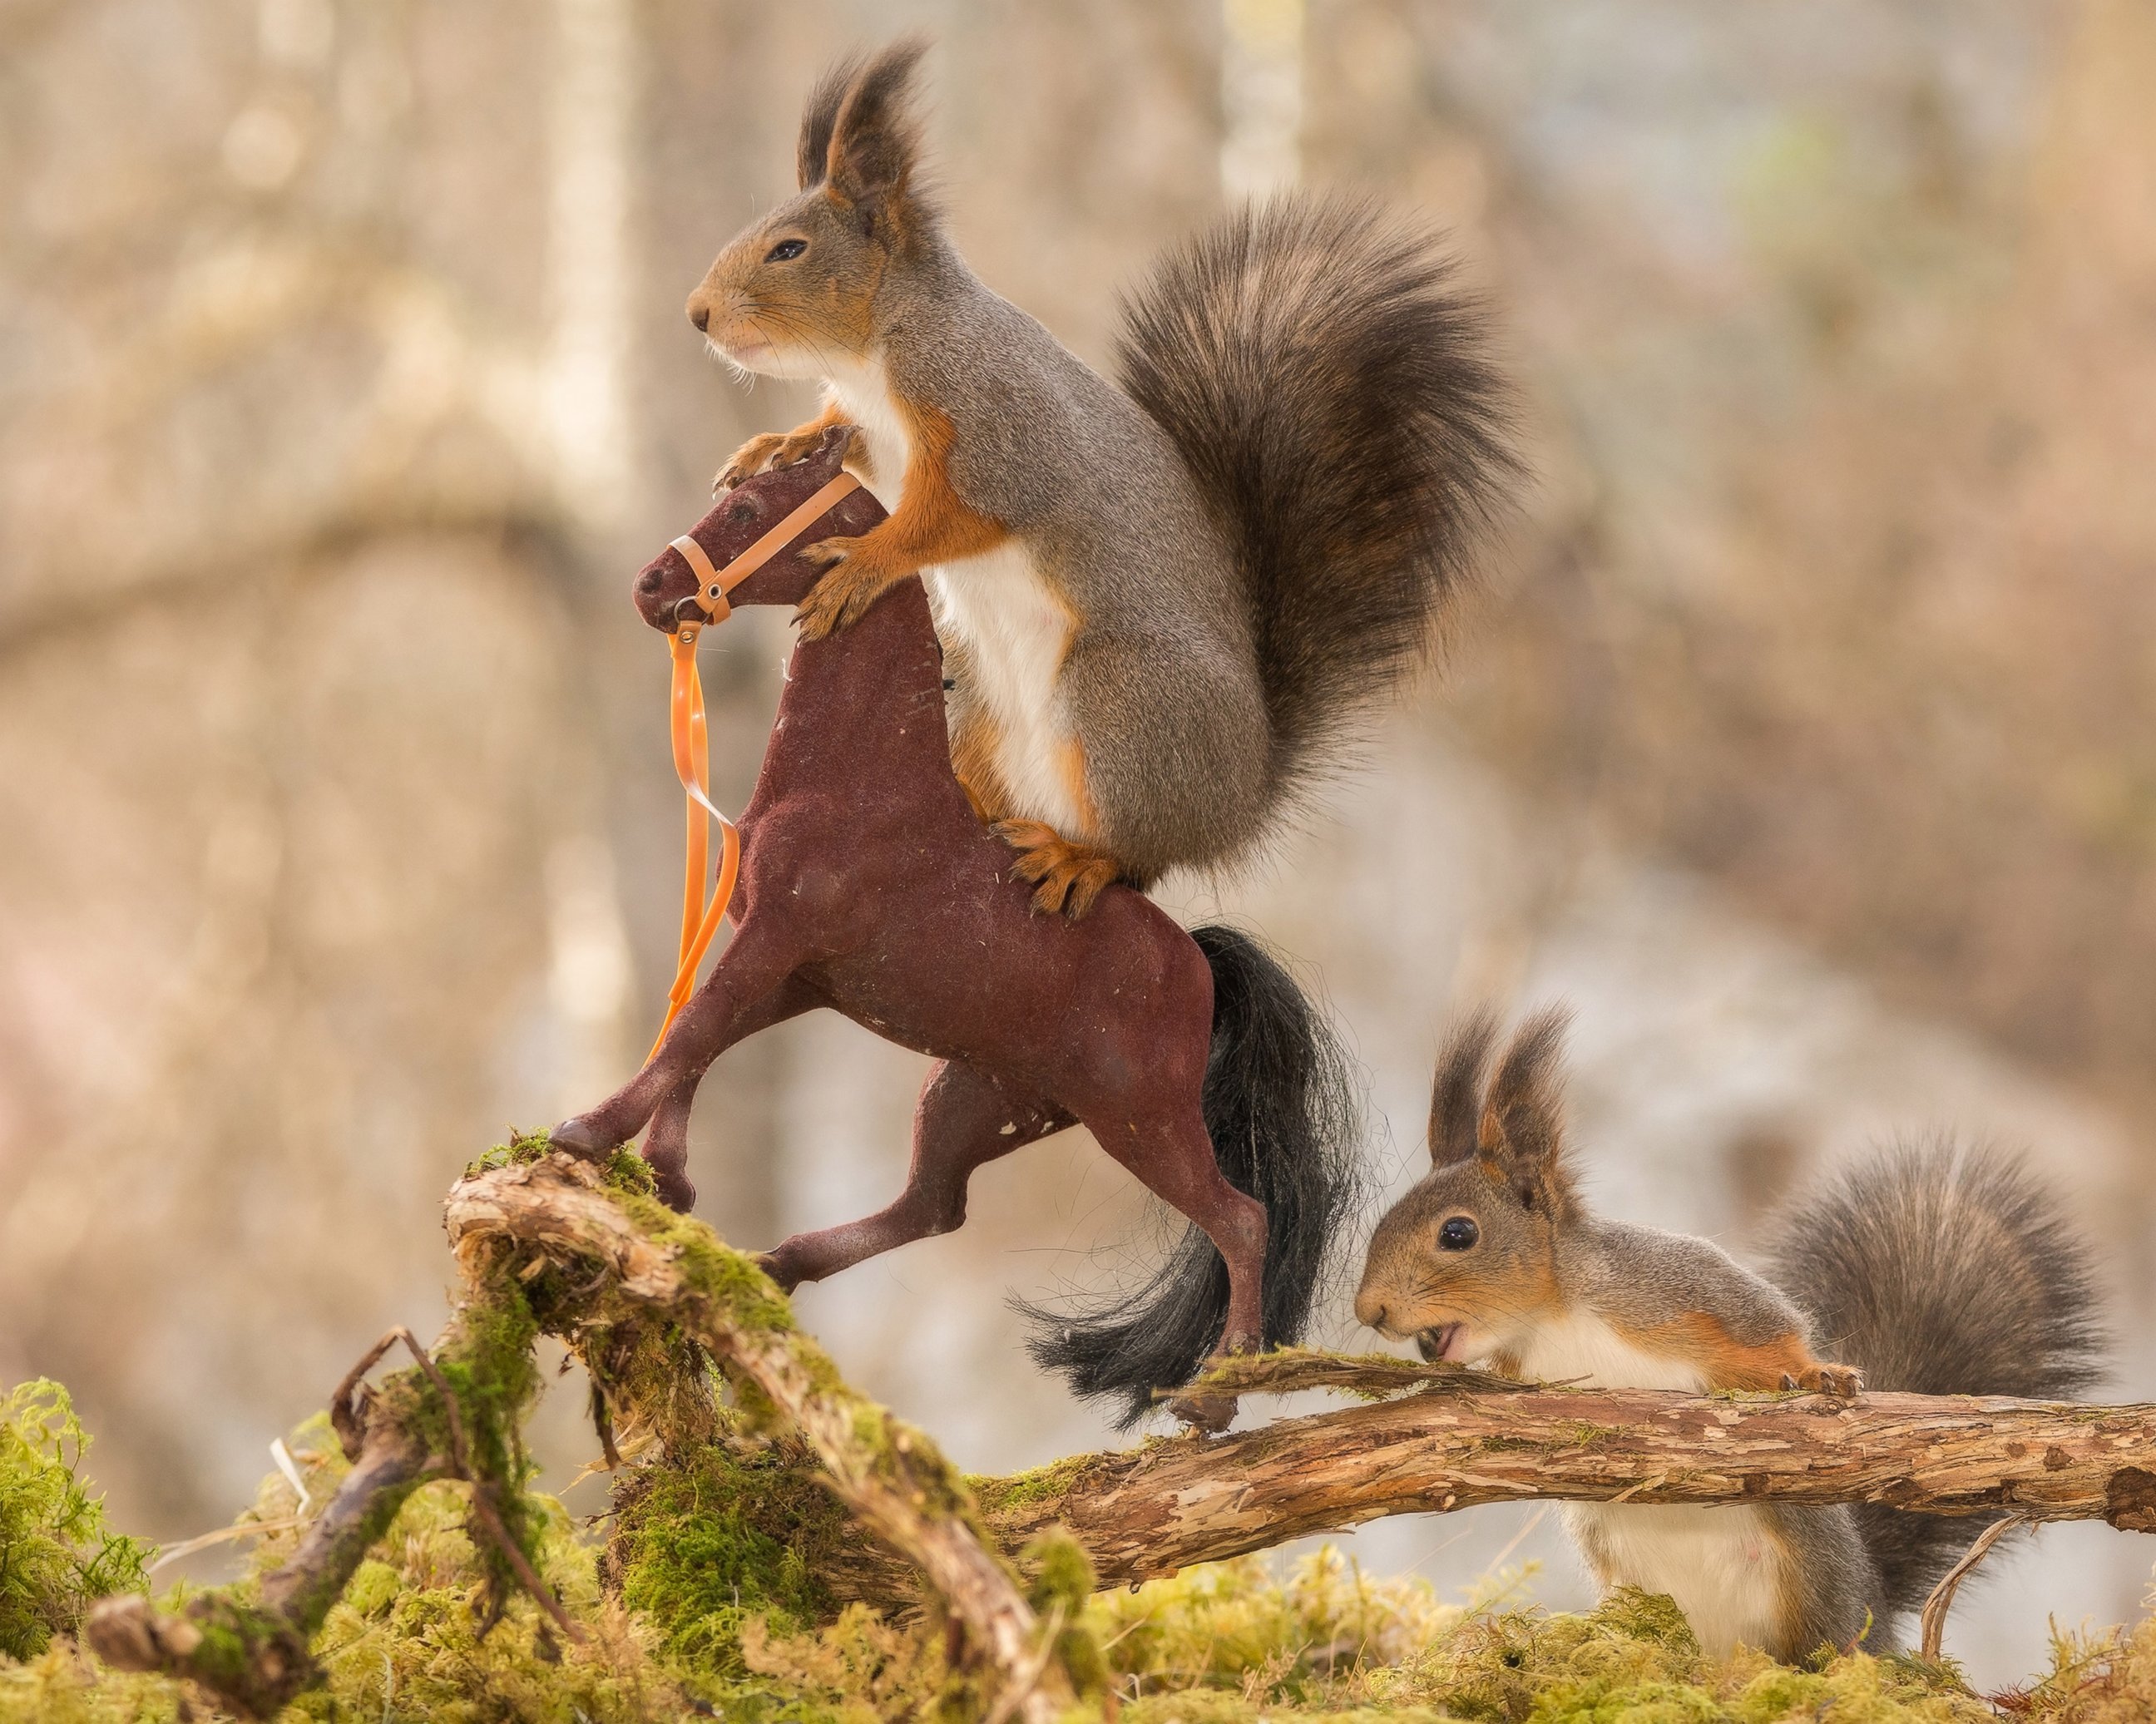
635;1076;702;1212
551;923;810;1178
761;1060;1071;1291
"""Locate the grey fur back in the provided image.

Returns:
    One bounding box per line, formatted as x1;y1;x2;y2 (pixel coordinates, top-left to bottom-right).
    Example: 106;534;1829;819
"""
1761;1139;2108;1623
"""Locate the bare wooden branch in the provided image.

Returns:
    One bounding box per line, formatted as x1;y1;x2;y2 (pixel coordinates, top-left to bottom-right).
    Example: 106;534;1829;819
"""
1919;1512;2027;1662
961;1379;2156;1588
444;1153;1069;1724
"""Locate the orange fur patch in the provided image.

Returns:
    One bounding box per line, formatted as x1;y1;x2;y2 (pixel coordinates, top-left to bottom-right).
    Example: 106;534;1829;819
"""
794;401;1010;639
844;401;1006;579
1057;737;1101;833
1362;1252;1562;1351
808;233;883;348
951;707;1015;825
1621;1312;1822;1391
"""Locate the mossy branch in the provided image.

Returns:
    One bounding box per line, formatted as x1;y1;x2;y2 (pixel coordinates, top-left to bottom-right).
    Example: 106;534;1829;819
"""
443;1151;1071;1724
83;1263;549;1716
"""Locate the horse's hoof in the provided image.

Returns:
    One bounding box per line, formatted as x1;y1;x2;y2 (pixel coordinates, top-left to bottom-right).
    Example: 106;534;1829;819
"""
549;1117;615;1161
1165;1390;1238;1435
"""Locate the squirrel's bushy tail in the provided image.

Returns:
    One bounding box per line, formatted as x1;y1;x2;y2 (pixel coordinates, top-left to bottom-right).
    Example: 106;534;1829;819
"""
1117;195;1520;797
1762;1139;2107;1621
1017;926;1362;1428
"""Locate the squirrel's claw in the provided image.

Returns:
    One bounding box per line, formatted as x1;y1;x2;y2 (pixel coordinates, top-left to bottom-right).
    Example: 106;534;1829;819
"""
716;424;858;493
794;545;899;640
1787;1362;1864;1398
994;820;1122;918
715;431;786;493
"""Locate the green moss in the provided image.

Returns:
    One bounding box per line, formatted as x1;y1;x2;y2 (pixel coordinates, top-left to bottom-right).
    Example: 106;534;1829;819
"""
463;1132;658;1201
342;1558;401;1618
612;1188;799;1336
969;1451;1100;1515
394;1247;548;1623
0;1390;2141;1724
609;1432;851;1682
303;1476;673;1723
0;1381;151;1662
174;1593;313;1713
605;1147;661;1198
464;1129;554;1179
1023;1532;1108;1696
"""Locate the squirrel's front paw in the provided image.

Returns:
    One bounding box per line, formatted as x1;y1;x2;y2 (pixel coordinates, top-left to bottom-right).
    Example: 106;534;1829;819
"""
1783;1362;1863;1398
715;432;787;493
794;545;894;640
716;426;849;492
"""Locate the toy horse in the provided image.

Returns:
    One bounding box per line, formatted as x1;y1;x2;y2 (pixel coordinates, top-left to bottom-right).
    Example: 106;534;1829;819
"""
552;430;1358;1425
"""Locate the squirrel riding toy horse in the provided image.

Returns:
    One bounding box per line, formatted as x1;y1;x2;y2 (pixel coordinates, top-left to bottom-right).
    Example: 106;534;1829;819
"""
554;42;1517;1425
551;432;1358;1427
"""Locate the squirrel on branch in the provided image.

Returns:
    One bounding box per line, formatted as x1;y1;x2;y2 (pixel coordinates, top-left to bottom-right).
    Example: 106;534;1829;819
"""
685;40;1518;916
1356;1007;2108;1662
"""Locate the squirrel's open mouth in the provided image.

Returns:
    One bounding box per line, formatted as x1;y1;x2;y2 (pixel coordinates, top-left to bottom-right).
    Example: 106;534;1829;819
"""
1414;1323;1468;1364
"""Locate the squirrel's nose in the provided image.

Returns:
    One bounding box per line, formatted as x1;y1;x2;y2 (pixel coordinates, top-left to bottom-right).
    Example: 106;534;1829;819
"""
689;300;710;333
1353;1286;1391;1333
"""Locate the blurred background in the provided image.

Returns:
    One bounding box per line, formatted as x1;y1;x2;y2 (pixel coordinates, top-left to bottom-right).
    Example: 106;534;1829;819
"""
2;0;2153;1688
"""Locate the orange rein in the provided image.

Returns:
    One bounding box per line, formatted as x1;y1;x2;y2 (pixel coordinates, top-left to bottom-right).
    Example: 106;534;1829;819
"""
648;471;863;1058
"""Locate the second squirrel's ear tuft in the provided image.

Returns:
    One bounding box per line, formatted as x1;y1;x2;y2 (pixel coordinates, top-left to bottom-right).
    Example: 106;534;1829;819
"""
1477;1005;1574;1213
821;37;932;235
1430;1009;1500;1167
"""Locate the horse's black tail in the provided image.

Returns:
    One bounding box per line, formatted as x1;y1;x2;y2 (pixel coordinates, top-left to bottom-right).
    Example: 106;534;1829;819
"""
1017;924;1363;1428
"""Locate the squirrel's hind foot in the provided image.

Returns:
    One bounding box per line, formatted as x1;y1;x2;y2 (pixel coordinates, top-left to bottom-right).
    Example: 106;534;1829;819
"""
993;820;1123;918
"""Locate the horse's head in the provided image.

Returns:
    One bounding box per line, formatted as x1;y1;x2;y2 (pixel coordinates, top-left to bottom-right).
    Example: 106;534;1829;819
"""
632;425;882;631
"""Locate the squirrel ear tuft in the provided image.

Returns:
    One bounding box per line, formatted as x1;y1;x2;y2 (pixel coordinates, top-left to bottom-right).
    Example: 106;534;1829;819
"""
797;52;865;191
1429;1010;1500;1166
1476;1005;1574;1209
822;37;931;224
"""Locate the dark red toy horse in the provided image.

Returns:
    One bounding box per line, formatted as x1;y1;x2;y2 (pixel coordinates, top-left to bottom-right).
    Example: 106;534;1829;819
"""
552;430;1358;1425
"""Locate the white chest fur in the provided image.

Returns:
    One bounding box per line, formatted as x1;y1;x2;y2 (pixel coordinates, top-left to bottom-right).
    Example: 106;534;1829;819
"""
1563;1502;1788;1660
1509;1309;1707;1396
1514;1310;1788;1657
821;353;914;510
930;546;1085;835
818;355;1087;837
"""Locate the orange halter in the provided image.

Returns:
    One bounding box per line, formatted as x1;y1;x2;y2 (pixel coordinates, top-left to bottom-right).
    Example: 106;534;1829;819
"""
649;472;862;1056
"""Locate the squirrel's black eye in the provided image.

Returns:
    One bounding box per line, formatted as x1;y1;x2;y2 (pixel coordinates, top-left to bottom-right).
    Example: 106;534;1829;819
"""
764;239;807;263
1437;1216;1479;1251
